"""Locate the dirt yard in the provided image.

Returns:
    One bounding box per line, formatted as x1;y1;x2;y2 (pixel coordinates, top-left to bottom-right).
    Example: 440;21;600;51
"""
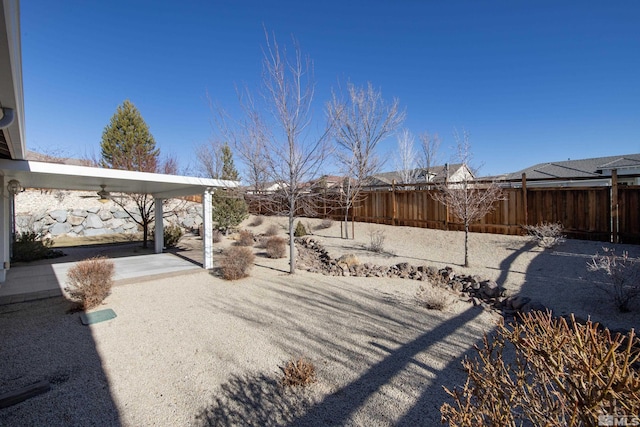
1;215;638;426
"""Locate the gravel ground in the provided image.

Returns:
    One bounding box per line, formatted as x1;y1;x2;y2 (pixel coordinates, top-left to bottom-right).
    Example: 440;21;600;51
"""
1;215;638;426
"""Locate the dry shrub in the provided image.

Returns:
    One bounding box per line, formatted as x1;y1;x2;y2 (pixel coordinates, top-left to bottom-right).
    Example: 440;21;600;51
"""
441;311;640;426
315;218;334;230
265;224;279;237
337;253;360;268
265;236;287;258
588;248;640;313
282;358;317;387
367;229;386;253
236;229;254;246
415;285;454;311
220;247;255;280
65;256;115;310
523;221;565;248
249;216;264;227
212;229;223;243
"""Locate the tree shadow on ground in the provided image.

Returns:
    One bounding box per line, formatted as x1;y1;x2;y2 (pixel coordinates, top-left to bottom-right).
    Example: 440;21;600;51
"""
286;306;483;426
196;271;489;426
195;373;315;427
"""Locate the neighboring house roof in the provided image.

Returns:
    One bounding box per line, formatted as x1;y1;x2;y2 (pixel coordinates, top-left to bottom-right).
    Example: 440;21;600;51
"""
365;164;468;186
503;154;640;181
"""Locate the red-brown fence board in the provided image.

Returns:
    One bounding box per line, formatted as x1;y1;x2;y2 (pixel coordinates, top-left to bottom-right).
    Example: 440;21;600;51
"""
244;182;639;244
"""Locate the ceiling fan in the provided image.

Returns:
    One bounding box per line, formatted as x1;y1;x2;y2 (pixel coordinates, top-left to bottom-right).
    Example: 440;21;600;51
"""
97;185;111;202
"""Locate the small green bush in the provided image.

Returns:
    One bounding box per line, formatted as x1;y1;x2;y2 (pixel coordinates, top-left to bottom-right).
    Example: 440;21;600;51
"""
265;236;287;258
163;224;183;248
12;231;62;262
293;222;307;237
237;230;254;246
65;256;115;310
220;247;255;280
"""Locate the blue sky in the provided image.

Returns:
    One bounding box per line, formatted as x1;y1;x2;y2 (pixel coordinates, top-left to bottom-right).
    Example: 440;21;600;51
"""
21;1;640;178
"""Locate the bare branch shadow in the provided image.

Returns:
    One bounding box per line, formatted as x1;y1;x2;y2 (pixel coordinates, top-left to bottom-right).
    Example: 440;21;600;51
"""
195;373;315;427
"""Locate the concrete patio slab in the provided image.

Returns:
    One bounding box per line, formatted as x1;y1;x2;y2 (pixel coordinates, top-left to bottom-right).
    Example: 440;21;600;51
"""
0;253;201;305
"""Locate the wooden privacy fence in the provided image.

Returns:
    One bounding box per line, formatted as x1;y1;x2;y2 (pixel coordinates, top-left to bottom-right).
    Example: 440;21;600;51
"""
247;178;640;244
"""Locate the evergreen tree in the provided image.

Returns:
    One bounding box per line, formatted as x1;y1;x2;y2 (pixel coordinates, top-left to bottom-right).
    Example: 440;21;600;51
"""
211;144;247;232
100;100;159;172
100;100;161;248
220;144;240;181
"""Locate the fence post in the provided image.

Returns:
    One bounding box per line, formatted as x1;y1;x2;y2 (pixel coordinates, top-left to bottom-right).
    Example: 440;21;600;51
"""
611;169;618;243
522;173;528;227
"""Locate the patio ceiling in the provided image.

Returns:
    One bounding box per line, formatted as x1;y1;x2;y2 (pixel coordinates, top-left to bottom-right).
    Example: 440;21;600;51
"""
0;160;238;198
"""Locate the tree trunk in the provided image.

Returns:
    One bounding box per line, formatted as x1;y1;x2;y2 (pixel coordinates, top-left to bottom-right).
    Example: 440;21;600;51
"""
289;210;295;274
464;222;469;267
142;222;149;249
343;207;350;239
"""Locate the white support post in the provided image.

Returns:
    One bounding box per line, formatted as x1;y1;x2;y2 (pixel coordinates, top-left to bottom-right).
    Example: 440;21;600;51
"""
154;198;164;254
0;177;8;283
203;189;213;269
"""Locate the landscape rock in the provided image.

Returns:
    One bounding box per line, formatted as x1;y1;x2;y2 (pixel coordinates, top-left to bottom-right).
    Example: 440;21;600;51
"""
84;213;104;229
67;215;85;226
49;222;72;236
49;210;68;223
99;210;113;221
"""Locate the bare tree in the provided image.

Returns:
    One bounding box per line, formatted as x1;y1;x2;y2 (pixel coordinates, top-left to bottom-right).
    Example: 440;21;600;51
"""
394;129;418;185
418;131;441;184
327;82;404;238
195;139;224;179
431;130;504;267
221;31;330;273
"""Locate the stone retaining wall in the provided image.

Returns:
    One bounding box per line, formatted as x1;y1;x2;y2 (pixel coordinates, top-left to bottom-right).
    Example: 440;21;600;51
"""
15;189;203;238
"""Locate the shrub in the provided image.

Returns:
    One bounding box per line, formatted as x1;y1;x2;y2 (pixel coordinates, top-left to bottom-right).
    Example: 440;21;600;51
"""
163;224;183;248
367;229;386;253
315;218;334;230
249;216;264;227
212;229;223;243
220;247;255;280
65;256;115;310
265;236;287;259
236;230;254;246
293;221;307;237
588;248;640;312
337;253;360;268
440;311;640;426
282;358;317;387
415;285;454;311
523;222;565;248
11;231;62;262
265;224;279;237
